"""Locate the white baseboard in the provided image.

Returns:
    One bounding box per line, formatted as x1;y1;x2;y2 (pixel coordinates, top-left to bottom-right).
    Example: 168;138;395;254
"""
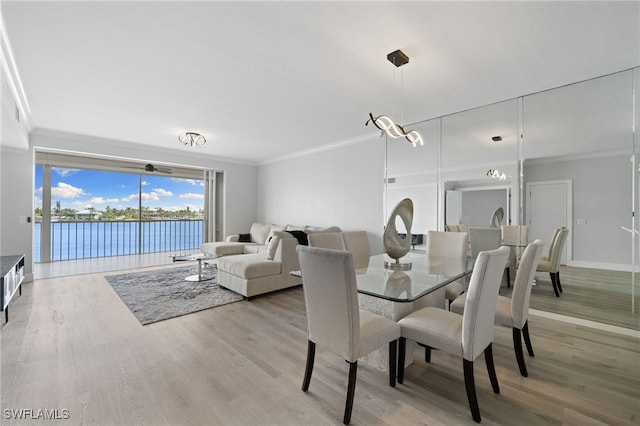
567;260;637;273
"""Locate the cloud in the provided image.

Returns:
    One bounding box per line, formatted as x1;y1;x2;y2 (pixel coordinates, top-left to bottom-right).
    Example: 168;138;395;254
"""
52;168;80;177
153;188;173;197
172;178;200;186
87;197;119;205
52;182;86;199
179;193;205;200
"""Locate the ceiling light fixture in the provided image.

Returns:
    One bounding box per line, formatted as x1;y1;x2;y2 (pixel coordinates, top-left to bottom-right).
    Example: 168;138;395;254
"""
366;49;423;147
178;132;206;147
487;169;507;180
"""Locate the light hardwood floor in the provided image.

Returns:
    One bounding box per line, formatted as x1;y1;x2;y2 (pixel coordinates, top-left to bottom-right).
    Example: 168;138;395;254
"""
1;266;639;425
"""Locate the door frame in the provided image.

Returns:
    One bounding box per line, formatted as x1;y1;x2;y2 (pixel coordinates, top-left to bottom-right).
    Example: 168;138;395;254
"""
526;179;573;265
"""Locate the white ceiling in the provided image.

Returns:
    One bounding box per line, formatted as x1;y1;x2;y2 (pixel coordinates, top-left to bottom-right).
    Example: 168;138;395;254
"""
1;1;639;164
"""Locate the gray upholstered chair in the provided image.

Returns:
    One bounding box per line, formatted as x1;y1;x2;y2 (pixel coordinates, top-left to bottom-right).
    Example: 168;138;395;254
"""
342;230;371;270
297;246;401;425
469;227;511;286
536;227;569;297
426;230;469;304
446;224;468;232
397;246;510;423
451;239;544;377
307;232;346;251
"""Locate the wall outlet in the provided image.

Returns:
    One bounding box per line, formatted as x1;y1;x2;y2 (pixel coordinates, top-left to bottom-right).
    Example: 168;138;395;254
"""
577;218;586;225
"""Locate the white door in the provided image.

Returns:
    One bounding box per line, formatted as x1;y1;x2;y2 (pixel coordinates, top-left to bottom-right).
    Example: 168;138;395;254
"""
527;180;572;264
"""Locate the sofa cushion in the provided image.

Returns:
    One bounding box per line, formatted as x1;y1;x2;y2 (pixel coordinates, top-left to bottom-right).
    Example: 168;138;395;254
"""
218;254;282;279
243;245;267;254
250;222;272;244
201;242;246;256
238;233;252;242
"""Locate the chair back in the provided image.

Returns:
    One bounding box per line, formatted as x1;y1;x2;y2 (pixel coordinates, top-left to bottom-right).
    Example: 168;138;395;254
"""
342;231;371;269
461;246;510;361
426;230;468;259
447;224;468;232
297;246;360;361
501;225;529;246
548;228;569;271
468;227;502;259
510;239;544;328
545;227;562;259
307;232;346;251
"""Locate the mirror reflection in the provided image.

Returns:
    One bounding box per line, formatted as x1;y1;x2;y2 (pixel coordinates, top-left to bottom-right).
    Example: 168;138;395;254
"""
385;67;639;328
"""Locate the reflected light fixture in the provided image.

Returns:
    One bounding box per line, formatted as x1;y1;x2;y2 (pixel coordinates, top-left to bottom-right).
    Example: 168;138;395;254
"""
366;49;423;147
487;169;507;180
178;132;206;147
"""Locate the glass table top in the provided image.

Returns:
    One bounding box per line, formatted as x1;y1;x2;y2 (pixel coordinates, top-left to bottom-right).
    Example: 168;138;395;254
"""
355;252;473;303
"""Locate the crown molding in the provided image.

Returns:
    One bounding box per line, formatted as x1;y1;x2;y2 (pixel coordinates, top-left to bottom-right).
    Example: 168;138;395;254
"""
0;10;32;131
259;131;381;166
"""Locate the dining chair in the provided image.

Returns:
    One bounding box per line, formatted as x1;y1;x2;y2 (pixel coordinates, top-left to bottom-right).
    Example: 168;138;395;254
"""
342;230;371;270
469;227;511;287
536;227;569;297
426;230;469;305
501;225;529;284
296;246;401;425
307;232;346;251
397;246;510;423
451;239;544;377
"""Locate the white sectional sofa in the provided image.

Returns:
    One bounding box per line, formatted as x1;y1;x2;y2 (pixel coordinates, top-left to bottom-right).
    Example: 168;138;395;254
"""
202;223;341;299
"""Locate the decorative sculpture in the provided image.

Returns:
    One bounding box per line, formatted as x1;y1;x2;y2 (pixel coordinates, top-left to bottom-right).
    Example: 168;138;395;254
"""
383;198;414;270
490;207;505;228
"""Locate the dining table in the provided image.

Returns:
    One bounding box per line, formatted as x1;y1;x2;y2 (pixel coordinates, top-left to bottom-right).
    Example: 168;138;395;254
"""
293;251;474;370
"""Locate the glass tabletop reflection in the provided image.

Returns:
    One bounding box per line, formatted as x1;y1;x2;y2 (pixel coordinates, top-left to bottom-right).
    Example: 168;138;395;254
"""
355;252;473;303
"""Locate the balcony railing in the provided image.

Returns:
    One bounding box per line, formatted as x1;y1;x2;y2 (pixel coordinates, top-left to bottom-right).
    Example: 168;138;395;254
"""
34;220;203;262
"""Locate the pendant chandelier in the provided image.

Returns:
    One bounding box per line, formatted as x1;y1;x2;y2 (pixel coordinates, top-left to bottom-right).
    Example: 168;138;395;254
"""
366;49;423;147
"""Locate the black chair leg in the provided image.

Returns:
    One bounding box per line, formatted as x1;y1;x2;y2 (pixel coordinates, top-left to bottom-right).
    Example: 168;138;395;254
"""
556;272;563;293
550;273;560;297
512;328;528;377
302;340;316;391
397;337;406;384
343;361;358;425
388;340;397;388
505;267;511;288
484;344;500;393
463;359;481;423
417;342;432;363
523;321;535;357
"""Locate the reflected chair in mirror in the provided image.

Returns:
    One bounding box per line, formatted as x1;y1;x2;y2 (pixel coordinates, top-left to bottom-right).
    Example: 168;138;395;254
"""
501;225;529;283
397;246;510;423
342;231;371;270
297;246;401;425
536;227;569;297
307;232;346;251
451;240;544;377
426;230;469;306
446;224;468;232
469;227;511;287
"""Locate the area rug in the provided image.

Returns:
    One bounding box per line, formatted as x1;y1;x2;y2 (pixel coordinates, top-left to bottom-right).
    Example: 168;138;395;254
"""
105;265;243;325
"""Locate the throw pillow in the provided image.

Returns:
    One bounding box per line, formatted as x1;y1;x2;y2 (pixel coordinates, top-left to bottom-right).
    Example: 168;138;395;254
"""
238;233;252;242
266;233;280;260
287;230;308;246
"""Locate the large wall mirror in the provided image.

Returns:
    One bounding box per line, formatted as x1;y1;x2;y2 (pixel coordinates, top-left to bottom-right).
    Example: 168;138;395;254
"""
385;67;639;327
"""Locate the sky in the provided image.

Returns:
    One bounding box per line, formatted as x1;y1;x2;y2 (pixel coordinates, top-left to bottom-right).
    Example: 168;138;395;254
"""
35;166;205;212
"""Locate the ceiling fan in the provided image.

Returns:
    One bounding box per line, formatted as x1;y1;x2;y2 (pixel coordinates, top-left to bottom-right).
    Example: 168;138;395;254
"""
123;163;173;174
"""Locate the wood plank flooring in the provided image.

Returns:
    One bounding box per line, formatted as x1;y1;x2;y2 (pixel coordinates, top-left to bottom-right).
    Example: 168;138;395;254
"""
1;266;639;425
501;266;640;330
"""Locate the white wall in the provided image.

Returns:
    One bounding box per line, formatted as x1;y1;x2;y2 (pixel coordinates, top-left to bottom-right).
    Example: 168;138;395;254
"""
524;153;632;268
257;135;385;254
0;149;34;281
